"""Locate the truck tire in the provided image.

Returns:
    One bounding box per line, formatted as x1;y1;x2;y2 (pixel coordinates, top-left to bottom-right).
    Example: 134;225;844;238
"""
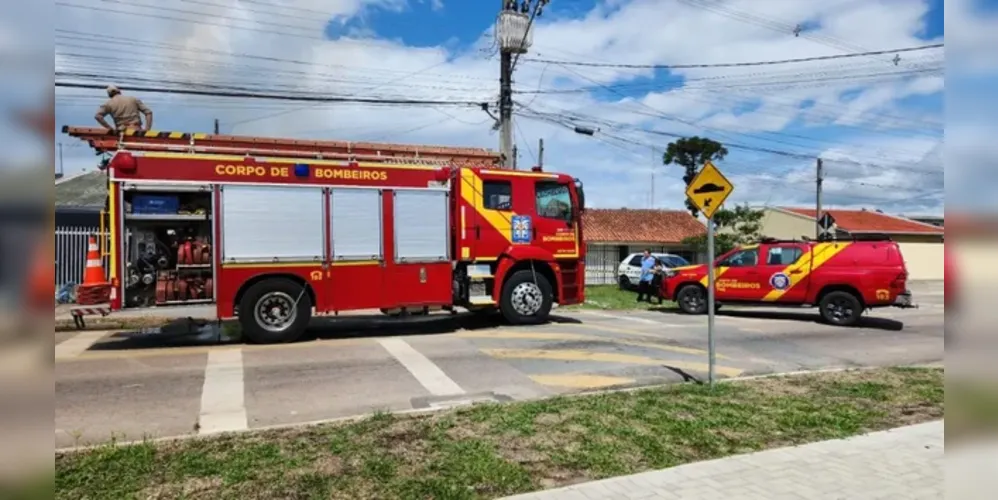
818;290;862;326
238;278;312;344
676;284;708;315
618;275;631;290
500;270;553;325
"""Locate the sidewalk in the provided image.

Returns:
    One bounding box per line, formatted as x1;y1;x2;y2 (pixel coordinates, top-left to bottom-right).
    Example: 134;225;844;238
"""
504;421;943;500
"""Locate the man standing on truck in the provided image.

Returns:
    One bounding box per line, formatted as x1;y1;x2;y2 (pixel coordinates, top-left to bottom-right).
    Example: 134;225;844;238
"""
636;249;656;302
95;85;153;133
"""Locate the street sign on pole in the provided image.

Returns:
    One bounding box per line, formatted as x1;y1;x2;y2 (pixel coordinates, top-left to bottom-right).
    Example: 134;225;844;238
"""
685;161;734;386
818;212;836;240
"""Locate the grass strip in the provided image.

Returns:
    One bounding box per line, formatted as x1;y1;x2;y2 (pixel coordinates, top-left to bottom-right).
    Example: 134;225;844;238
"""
567;285;677;310
56;367;942;500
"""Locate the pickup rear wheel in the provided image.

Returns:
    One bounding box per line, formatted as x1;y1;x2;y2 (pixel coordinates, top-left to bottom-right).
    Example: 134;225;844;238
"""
500;270;553;325
238;278;312;344
819;291;862;326
676;284;708;315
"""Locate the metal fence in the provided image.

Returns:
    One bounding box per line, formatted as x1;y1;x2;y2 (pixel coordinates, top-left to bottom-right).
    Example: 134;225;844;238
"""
55;226;110;290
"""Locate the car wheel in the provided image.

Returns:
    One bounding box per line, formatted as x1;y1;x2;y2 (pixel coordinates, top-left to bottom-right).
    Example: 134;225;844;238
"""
500;270;553;325
238;278;312;344
819;291;862;326
618;275;631;290
676;285;708;314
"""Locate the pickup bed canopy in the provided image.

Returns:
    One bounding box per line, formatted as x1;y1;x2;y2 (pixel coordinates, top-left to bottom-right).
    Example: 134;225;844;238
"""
62;126;502;167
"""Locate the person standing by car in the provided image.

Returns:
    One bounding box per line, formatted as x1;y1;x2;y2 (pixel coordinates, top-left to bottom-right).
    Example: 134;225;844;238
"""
650;259;665;305
636;249;656;302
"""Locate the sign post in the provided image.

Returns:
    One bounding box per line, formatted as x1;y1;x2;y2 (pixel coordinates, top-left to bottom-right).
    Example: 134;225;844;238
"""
684;161;734;387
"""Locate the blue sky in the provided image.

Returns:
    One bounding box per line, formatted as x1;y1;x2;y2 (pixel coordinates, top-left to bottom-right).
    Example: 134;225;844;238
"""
50;0;966;215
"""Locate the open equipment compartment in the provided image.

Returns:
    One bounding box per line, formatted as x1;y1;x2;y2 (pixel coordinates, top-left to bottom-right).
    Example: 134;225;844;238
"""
121;183;215;308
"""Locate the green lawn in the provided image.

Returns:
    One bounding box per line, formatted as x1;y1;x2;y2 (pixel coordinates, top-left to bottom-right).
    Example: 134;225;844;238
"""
568;285;676;310
56;367;942;500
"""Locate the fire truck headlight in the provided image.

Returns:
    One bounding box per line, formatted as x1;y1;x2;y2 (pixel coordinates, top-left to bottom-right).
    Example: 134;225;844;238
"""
294;163;310;177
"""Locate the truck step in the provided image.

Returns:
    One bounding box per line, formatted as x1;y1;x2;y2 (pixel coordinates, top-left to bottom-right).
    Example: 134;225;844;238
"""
468;295;496;306
467;263;493;280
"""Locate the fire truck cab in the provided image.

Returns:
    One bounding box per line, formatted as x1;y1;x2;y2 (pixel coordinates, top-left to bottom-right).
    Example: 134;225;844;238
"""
64;127;586;343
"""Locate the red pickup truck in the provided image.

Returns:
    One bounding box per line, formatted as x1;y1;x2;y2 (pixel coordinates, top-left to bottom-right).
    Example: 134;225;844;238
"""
660;238;915;326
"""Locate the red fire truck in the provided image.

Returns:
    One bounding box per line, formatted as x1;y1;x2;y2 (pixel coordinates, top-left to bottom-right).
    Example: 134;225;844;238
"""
64;126;587;343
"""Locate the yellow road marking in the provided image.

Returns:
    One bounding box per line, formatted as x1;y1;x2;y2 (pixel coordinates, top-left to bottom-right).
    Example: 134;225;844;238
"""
57;337;370;362
561;324;728;359
530;374;634;389
457;330;716;358
458;331;588;341
481;348;743;377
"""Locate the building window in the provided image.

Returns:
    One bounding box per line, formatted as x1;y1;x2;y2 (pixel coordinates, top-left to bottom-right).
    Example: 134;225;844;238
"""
483;181;512;210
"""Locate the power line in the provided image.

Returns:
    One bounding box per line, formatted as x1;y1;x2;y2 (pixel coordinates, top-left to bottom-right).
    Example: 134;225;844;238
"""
54;81;487;107
516;106;942;176
522;43;943;70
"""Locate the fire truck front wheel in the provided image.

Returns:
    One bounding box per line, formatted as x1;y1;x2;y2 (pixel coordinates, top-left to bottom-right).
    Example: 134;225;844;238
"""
500;270;553;325
238;279;313;344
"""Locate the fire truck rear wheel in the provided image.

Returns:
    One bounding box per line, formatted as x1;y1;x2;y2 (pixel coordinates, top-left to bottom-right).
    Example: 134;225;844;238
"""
238;278;312;344
500;270;553;325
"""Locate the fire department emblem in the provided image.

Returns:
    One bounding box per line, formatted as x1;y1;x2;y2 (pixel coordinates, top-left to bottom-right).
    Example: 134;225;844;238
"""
769;272;791;290
511;215;532;244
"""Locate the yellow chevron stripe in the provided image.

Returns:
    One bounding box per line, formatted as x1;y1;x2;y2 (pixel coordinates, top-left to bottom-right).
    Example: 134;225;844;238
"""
700;267;729;287
761;242;852;301
143;130;160;137
192;133;208;139
460;168;514;245
168;131;184;139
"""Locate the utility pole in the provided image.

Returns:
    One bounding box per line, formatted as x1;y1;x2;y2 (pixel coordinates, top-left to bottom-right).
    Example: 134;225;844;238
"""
496;1;544;169
537;138;544;169
500;47;514;169
815;157;823;240
214;118;220;135
58;142;64;177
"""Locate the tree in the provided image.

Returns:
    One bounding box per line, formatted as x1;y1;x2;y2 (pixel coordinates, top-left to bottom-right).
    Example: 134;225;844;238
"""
681;204;764;256
662;136;729;217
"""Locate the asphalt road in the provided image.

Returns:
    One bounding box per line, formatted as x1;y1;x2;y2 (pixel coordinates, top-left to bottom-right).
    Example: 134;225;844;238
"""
55;281;944;449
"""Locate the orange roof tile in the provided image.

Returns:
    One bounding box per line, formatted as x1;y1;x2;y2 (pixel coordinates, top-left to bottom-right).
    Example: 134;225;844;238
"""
778;207;944;235
583;209;706;244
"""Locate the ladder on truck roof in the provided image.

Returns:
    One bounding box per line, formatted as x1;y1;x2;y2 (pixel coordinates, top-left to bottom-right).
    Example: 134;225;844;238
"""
62;126;502;167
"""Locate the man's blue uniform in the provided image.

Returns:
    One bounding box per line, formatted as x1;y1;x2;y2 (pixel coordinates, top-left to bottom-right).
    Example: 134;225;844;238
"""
637;255;656;302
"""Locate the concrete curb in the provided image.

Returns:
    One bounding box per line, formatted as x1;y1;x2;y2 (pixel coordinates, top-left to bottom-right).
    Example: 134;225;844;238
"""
54;362;942;454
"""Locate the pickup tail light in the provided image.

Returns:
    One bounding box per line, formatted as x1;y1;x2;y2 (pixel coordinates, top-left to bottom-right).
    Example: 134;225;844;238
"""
890;272;907;290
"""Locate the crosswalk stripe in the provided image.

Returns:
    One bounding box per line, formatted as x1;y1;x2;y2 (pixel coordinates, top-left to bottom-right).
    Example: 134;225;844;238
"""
55;331;108;359
377;338;464;396
198;348;248;435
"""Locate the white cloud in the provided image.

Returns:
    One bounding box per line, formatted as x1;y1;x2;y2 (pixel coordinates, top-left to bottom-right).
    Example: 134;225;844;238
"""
51;0;960;213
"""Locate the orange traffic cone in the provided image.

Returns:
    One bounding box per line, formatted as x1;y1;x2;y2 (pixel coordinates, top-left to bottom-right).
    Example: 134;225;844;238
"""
81;235;106;285
77;235;110;305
